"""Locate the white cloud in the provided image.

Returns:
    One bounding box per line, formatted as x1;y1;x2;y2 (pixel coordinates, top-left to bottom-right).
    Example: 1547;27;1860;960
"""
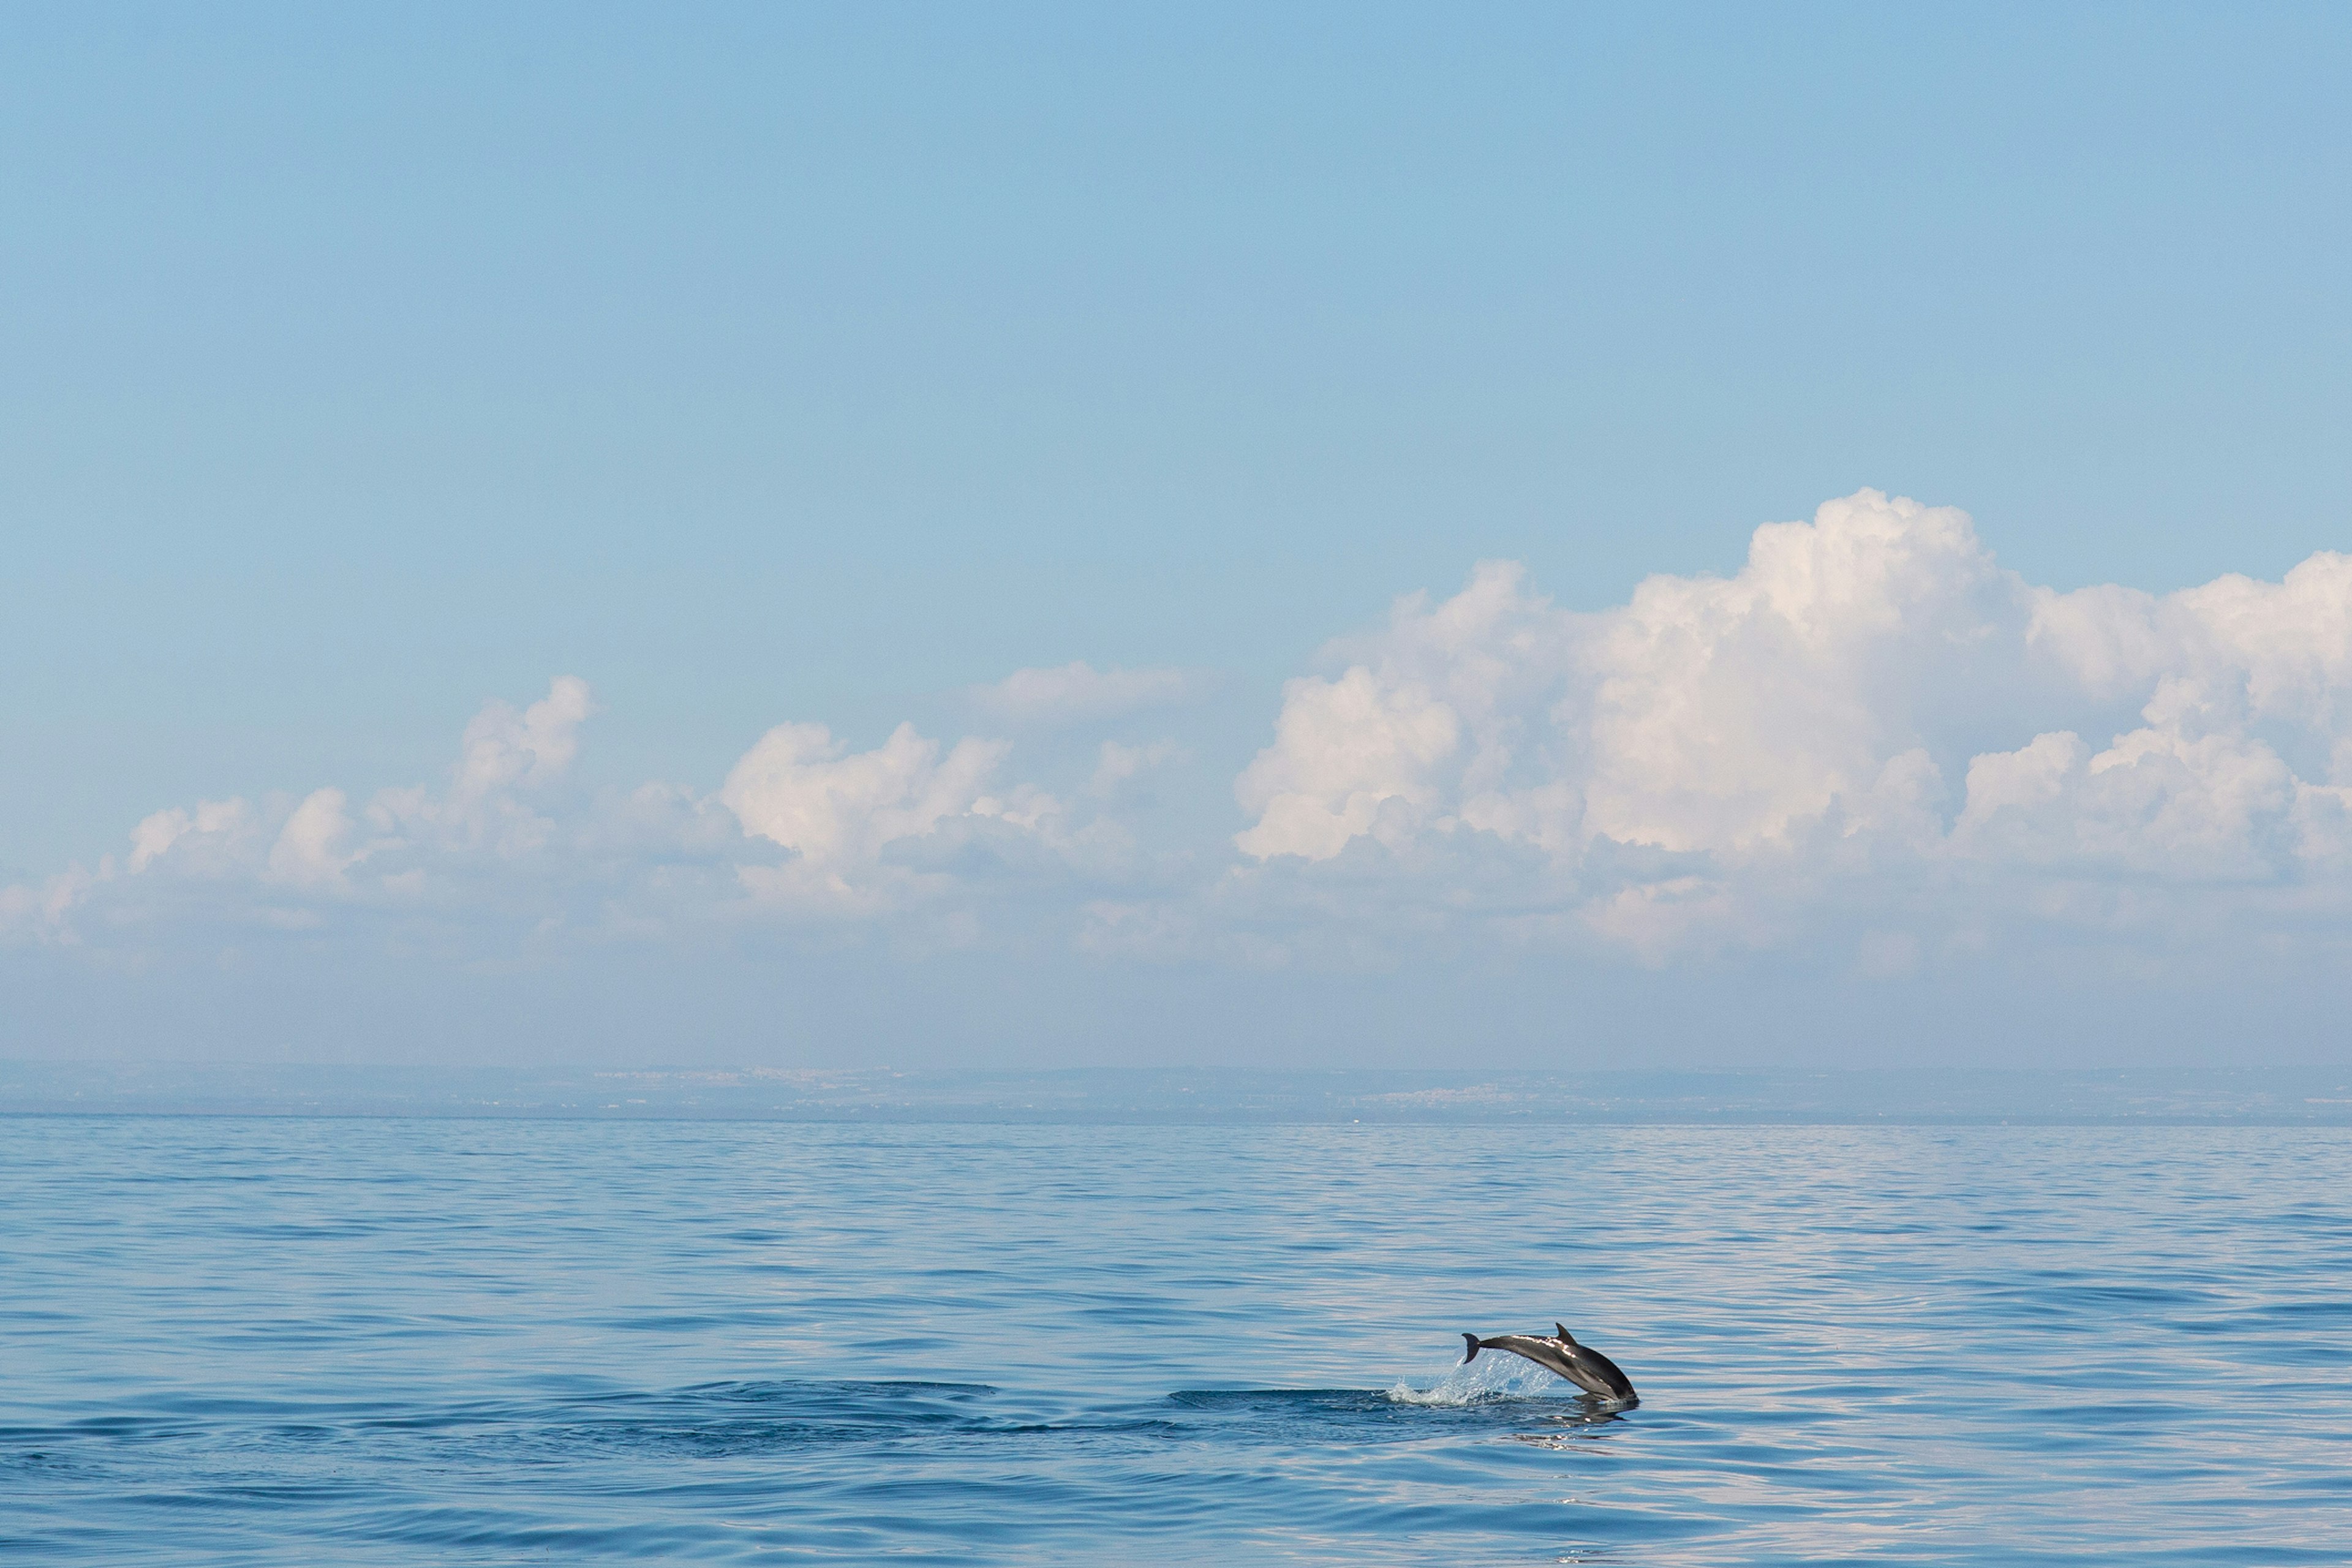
0;865;100;942
1226;489;2352;963
1234;492;2030;868
718;722;1065;908
1580;491;2012;853
1234;560;1578;860
267;788;357;888
127;797;262;875
974;662;1197;725
1234;668;1461;860
455;676;594;798
4;679;607;946
4;675;1101;951
725;722;1009;867
19;490;2352;1012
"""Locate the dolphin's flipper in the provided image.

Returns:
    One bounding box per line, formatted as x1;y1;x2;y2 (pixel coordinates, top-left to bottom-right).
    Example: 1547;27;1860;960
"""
1461;1333;1480;1364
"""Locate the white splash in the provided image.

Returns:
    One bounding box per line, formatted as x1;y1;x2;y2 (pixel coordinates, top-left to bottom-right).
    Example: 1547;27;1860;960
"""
1385;1349;1565;1406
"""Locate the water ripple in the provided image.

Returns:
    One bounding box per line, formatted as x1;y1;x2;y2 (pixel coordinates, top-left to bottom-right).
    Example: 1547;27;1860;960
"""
4;1119;2349;1562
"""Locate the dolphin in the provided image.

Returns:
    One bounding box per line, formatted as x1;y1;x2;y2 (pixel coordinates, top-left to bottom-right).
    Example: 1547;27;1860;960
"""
1460;1324;1638;1404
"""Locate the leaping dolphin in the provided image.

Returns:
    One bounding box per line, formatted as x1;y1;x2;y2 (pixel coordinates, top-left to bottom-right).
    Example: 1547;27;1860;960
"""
1460;1324;1638;1404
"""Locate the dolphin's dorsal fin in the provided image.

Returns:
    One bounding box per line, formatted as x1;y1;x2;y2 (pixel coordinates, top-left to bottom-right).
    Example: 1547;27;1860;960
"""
1555;1323;1577;1344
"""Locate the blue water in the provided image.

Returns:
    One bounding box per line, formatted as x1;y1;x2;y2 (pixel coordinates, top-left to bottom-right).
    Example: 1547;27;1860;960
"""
4;1117;2348;1563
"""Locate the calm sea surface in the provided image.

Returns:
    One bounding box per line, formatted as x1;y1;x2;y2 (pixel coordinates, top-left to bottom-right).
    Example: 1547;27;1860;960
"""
3;1117;2347;1564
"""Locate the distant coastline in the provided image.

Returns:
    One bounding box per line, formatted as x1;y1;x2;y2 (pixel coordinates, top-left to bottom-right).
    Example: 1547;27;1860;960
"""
4;1061;2348;1126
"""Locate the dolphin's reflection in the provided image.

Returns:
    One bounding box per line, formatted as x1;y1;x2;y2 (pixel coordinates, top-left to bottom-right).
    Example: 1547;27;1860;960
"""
1506;1393;1634;1446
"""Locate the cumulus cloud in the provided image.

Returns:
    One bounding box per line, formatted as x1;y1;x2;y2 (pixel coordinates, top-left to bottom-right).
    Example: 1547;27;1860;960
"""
454;676;594;798
1233;492;2026;867
719;721;1067;908
725;723;1012;867
128;797;263;875
1235;666;1463;860
4;678;611;946
0;865;98;943
266;789;357;888
974;661;1198;725
18;489;2352;1003
4;675;1089;950
1227;489;2352;961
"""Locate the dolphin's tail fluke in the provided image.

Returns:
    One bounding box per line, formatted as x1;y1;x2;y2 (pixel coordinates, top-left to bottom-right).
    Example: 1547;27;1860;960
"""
1461;1333;1481;1364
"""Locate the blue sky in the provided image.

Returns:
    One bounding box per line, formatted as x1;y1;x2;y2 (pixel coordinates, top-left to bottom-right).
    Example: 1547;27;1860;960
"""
7;6;2352;1065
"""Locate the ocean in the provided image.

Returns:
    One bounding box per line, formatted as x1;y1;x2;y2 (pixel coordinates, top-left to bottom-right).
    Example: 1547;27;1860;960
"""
4;1104;2348;1563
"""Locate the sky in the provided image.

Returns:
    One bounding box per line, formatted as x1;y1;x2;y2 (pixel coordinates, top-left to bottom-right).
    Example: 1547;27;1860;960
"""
6;4;2352;1068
